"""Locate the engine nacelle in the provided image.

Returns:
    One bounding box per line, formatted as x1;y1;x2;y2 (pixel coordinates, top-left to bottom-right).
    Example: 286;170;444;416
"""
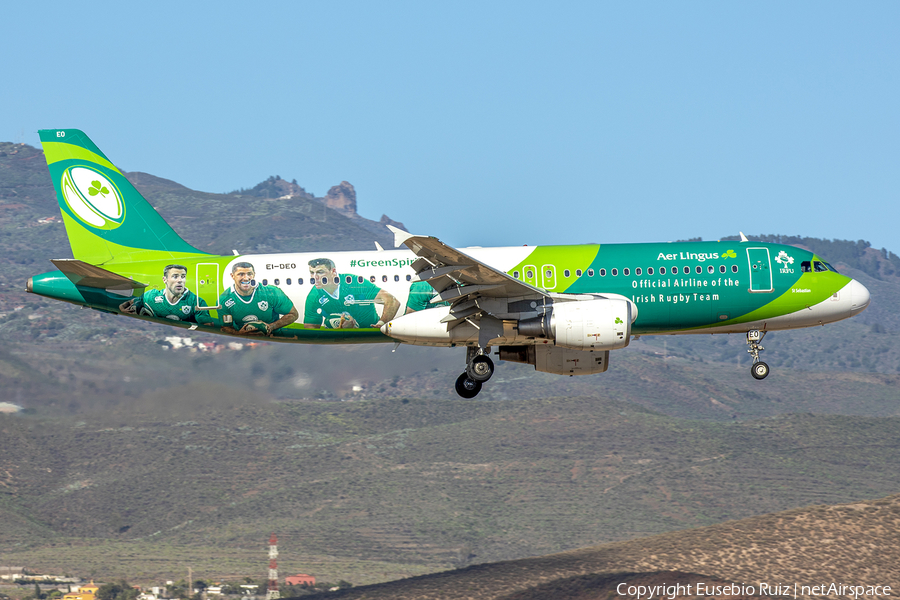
552;298;632;350
518;298;632;350
499;345;609;375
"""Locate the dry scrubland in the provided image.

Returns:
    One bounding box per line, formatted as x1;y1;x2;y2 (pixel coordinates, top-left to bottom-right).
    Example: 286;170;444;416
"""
298;494;900;600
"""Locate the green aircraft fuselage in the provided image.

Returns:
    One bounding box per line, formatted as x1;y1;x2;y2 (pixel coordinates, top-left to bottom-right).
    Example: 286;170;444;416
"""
25;128;872;395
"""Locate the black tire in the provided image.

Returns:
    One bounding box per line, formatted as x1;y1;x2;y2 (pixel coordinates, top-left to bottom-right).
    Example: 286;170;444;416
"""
466;354;495;382
455;372;482;398
751;361;770;380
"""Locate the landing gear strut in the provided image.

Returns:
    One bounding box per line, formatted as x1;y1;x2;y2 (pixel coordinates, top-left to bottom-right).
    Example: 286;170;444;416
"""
746;330;770;380
455;347;494;398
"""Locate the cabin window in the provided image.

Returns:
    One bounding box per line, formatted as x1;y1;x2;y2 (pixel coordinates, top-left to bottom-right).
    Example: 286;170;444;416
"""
696;266;702;274
370;276;376;283
358;276;365;283
683;266;691;274
382;275;388;282
564;269;571;277
274;279;280;285
732;265;738;273
261;279;268;285
286;278;292;285
623;268;630;276
545;269;552;278
526;269;534;278
513;270;520;279
720;265;726;274
599;268;606;276
406;274;412;281
576;269;582;277
588;269;594;277
635;267;642;276
648;267;654;275
346;276;352;284
708;265;714;274
611;268;618;276
298;278;304;285
394;275;400;282
660;267;666;275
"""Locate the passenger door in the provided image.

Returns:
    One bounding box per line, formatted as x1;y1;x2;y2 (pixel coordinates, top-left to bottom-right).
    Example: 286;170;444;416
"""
747;248;773;292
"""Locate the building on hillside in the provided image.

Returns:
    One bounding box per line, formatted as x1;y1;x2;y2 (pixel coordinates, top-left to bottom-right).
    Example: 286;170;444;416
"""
284;575;315;586
63;581;100;600
0;566;26;579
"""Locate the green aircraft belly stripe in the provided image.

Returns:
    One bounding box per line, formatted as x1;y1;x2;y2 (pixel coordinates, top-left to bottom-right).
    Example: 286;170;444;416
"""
41;141;120;173
693;271;851;330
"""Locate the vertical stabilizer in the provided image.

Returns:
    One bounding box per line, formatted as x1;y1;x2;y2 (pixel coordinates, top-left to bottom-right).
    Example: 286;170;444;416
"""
38;129;207;265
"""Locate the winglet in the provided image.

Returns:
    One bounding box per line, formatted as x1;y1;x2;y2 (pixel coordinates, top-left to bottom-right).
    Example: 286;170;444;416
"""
739;231;749;242
374;241;385;252
386;224;416;248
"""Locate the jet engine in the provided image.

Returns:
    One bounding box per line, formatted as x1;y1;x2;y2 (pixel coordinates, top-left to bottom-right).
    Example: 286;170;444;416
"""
517;298;632;351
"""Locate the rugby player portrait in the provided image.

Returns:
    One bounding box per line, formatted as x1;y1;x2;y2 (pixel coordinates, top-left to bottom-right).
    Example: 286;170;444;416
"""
304;257;400;329
218;262;299;336
119;264;215;325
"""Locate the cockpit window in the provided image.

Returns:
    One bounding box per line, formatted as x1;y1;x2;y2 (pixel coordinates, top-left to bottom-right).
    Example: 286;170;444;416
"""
824;262;839;273
801;261;811;273
813;261;829;272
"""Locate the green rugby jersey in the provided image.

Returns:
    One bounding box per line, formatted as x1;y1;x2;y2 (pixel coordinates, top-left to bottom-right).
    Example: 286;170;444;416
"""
218;284;295;329
304;274;381;328
133;288;214;324
405;280;450;312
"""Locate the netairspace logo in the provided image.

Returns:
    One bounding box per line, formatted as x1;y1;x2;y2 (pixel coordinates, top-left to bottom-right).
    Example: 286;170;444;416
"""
616;581;892;600
60;166;125;230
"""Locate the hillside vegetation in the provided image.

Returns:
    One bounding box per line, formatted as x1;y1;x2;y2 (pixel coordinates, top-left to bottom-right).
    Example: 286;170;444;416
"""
2;140;900;588
3;394;900;584
292;492;900;600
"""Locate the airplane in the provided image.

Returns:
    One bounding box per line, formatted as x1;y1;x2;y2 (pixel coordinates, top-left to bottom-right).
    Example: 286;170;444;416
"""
27;129;871;398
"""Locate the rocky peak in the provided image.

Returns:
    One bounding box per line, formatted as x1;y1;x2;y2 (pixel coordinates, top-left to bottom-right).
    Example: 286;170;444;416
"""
324;181;358;217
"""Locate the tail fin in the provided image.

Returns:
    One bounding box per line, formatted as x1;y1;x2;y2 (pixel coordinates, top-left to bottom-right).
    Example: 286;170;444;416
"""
38;129;207;265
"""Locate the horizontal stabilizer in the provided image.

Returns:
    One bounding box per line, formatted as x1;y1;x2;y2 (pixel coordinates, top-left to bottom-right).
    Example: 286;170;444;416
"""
50;259;148;290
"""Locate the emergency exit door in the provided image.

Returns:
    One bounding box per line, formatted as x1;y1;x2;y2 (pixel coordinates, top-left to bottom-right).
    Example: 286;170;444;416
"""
195;263;222;317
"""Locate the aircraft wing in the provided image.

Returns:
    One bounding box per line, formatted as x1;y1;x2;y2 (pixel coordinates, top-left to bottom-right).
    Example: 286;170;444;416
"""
387;225;551;345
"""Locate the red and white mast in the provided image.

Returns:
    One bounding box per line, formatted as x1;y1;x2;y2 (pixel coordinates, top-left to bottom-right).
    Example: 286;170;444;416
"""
266;533;280;600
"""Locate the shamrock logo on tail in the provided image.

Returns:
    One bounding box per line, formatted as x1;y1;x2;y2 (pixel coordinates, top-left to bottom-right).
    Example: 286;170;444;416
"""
722;249;737;259
615;317;623;324
88;180;109;198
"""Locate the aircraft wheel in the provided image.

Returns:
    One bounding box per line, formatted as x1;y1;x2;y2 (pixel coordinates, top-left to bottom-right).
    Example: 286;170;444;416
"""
455;373;483;398
467;354;495;382
751;361;770;380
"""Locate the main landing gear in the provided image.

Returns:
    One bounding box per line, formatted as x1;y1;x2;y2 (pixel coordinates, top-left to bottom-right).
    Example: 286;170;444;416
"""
746;330;770;380
455;346;494;398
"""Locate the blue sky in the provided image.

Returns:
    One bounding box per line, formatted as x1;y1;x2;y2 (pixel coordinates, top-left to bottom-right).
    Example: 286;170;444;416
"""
5;2;898;253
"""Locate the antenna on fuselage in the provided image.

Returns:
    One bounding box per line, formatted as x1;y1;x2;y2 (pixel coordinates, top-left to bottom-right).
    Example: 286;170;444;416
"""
739;232;749;242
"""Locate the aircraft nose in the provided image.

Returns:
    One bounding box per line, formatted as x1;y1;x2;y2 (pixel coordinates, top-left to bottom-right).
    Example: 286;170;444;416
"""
849;279;871;315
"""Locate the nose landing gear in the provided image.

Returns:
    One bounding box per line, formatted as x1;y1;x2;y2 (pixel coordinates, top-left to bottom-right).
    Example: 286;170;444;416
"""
747;330;769;380
455;347;494;398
